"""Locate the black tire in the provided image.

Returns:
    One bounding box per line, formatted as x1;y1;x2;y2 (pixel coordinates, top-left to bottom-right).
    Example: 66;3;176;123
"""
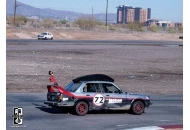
74;101;88;116
44;37;47;40
131;101;145;115
51;37;53;40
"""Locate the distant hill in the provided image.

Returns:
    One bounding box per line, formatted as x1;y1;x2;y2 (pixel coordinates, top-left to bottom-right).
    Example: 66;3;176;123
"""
6;0;117;22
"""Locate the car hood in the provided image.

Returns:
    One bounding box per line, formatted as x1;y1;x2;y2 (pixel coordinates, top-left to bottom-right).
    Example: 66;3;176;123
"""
126;93;150;100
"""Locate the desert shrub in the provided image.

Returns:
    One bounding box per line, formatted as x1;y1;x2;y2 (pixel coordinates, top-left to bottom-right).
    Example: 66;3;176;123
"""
93;20;104;26
30;21;41;28
53;20;58;24
121;24;128;29
113;24;127;30
108;26;116;31
59;19;68;24
178;26;183;33
74;18;94;30
7;16;28;26
74;18;103;30
6;16;14;24
168;27;178;33
148;25;160;32
28;19;42;28
66;24;70;27
100;25;108;30
42;18;54;28
127;22;144;31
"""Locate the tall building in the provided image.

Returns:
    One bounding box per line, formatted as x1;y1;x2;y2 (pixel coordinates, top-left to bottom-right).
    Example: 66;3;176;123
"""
139;9;148;23
117;5;151;24
126;9;135;23
147;8;151;19
117;6;123;23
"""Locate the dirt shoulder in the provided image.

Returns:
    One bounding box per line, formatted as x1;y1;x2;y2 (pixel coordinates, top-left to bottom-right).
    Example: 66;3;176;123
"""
6;27;182;41
6;43;183;94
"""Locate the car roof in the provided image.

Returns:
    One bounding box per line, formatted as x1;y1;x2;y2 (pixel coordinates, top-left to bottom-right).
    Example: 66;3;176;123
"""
42;32;52;33
80;81;114;84
72;74;114;83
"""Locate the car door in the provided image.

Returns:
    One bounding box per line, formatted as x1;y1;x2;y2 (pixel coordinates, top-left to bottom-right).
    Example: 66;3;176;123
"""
102;83;128;109
79;82;106;108
47;33;50;39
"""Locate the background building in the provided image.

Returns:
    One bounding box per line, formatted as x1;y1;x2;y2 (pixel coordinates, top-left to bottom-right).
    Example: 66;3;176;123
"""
146;19;183;28
117;5;151;24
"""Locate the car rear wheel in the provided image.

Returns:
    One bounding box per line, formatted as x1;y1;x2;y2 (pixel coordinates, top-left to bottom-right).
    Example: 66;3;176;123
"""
131;101;145;115
74;101;88;116
51;37;53;40
44;37;47;40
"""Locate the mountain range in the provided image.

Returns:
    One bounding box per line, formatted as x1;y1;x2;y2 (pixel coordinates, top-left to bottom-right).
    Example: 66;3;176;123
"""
6;0;117;22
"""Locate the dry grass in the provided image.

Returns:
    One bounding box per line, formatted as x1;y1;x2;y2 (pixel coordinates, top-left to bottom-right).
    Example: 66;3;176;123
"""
6;27;182;41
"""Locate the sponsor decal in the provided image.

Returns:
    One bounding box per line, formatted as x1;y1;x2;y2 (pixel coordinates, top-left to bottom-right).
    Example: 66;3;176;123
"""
10;107;26;128
108;99;122;104
93;94;105;106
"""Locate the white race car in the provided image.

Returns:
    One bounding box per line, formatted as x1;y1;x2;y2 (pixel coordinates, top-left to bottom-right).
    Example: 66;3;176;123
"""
38;32;53;40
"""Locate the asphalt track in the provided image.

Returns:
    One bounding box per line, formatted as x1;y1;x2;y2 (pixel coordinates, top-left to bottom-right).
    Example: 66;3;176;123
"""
6;39;183;129
6;93;183;130
6;39;183;46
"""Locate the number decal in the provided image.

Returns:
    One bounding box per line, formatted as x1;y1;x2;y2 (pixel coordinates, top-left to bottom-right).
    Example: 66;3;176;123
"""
95;97;99;102
93;94;105;106
100;97;103;103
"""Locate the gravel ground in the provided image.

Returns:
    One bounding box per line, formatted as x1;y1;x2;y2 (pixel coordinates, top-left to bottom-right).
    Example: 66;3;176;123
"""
6;42;183;94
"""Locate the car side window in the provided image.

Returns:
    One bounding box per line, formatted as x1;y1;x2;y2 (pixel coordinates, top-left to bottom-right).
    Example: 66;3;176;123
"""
83;83;102;93
102;83;120;94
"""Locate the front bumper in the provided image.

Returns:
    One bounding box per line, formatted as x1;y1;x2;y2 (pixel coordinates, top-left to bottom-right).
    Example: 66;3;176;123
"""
44;101;74;107
145;100;153;107
38;37;45;39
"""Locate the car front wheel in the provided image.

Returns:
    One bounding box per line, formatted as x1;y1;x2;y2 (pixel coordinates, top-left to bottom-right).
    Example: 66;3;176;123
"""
51;37;53;40
131;101;145;115
74;101;88;116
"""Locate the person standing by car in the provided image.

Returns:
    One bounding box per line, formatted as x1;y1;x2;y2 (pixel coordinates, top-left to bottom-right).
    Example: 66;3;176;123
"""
49;71;58;87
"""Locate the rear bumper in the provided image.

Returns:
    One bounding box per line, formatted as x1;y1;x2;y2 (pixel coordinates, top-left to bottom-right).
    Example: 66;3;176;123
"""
44;101;74;107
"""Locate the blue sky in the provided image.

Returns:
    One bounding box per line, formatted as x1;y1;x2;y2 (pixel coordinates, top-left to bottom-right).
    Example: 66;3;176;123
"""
18;0;183;22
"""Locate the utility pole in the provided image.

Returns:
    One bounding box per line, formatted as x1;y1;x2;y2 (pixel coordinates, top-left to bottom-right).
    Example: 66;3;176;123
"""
13;0;21;25
92;6;94;21
13;0;17;25
105;0;108;26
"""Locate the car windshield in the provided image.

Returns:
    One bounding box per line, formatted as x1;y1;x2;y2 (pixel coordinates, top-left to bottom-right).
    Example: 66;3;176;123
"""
41;33;47;35
64;82;82;92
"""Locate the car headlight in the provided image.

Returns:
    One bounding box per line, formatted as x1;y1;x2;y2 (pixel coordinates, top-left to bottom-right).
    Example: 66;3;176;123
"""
56;93;61;95
62;98;69;101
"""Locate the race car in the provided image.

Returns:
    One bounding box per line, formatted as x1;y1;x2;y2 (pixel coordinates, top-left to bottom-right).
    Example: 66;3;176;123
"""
38;32;53;40
44;73;152;116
